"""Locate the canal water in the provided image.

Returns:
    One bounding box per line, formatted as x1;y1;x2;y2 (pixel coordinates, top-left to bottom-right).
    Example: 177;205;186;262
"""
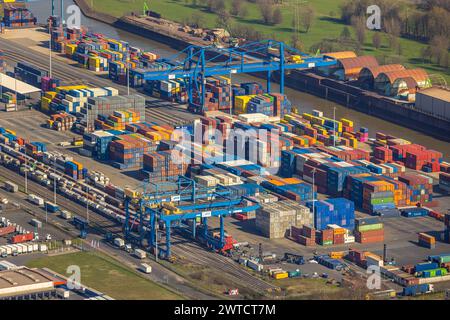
29;1;449;159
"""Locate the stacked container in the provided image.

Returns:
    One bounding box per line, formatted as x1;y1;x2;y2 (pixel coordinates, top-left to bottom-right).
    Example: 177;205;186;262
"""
305;198;355;231
398;173;433;205
15;62;48;88
354;217;384;244
143;150;188;181
2;7;37;28
418;233;436;249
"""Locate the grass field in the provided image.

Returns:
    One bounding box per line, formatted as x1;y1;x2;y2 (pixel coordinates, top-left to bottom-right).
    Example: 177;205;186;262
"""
27;251;183;300
90;0;449;84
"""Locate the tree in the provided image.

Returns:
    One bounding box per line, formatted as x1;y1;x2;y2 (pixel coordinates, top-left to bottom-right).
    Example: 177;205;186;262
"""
290;33;303;51
372;32;382;49
216;10;231;29
340;27;352;40
300;5;315;33
272;8;283;25
207;0;225;13
189;12;205;28
352;16;366;46
428;35;450;67
230;0;242;16
259;1;274;25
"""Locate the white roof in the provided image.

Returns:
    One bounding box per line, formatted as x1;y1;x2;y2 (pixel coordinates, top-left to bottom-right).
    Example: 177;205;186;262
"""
0;73;41;95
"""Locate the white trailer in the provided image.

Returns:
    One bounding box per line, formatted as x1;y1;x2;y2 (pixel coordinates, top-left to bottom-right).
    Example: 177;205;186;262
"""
113;238;125;248
134;249;147;259
139;263;152;274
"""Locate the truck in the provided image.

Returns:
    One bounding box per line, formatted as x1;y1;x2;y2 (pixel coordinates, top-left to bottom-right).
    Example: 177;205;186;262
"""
45;201;59;213
10;232;34;244
134;248;147;259
403;284;434;296
139;263;152;274
113;238;125;248
4;181;18;193
28;194;44;206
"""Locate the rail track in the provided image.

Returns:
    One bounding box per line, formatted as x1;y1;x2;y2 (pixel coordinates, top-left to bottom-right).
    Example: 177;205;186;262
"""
0;165;121;235
171;234;279;294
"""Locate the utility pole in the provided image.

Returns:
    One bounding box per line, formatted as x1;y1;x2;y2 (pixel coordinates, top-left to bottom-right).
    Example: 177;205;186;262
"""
127;51;130;96
86;186;89;223
25;158;28;193
333;106;336;147
155;215;158;262
53;158;57;204
312;168;316;215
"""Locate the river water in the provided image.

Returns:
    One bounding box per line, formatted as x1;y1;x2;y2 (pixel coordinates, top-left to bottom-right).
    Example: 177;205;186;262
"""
29;0;449;159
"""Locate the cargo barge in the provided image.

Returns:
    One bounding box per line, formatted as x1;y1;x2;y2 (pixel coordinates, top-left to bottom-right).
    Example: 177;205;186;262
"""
66;1;450;141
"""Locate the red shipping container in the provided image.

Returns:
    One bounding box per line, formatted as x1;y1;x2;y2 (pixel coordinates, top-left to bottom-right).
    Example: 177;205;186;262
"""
0;225;16;236
11;233;34;244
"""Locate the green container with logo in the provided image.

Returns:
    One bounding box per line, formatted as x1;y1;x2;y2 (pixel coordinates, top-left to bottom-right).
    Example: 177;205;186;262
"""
357;223;383;232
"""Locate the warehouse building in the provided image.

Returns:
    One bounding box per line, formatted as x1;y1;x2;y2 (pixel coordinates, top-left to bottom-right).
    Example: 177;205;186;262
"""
329;56;379;81
0;266;66;300
374;69;431;98
316;51;357;77
414;87;450;121
358;64;405;89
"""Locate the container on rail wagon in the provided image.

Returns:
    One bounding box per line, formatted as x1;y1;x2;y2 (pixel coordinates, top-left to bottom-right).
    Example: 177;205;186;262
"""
4;181;18;193
60;210;72;220
28;194;44;206
45;201;60;213
30;218;43;228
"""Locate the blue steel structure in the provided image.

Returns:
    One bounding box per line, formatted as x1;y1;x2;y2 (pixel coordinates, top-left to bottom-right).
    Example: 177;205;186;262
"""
132;40;337;113
124;176;261;258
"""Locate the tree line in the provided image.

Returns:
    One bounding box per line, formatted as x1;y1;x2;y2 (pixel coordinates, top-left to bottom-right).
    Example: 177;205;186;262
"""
340;0;449;67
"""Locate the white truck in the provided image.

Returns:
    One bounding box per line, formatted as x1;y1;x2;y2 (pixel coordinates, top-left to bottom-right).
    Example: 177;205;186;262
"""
134;248;147;259
113;238;125;248
139;263;152;274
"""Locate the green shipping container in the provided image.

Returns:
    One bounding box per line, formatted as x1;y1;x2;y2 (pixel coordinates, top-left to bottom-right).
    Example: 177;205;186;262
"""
288;270;301;278
357;223;384;232
370;198;394;205
321;240;333;246
439;255;450;264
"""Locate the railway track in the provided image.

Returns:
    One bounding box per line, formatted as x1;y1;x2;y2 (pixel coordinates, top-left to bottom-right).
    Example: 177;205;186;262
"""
0;165;121;235
171;234;279;294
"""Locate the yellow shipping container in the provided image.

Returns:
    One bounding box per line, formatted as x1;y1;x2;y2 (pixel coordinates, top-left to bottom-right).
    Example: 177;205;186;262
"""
5;129;16;136
330;251;345;259
65;43;77;56
341;118;354;127
45;91;57;99
56;85;88;93
273;272;289;280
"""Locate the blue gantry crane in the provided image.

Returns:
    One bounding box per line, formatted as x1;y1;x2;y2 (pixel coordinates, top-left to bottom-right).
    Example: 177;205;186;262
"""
132;40;337;113
123;176;261;259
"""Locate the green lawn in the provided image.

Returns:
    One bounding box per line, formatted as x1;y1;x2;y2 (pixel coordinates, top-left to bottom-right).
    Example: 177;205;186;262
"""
90;0;450;84
27;251;183;300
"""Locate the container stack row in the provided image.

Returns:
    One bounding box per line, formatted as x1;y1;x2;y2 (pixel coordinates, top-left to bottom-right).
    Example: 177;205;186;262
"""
2;7;37;28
